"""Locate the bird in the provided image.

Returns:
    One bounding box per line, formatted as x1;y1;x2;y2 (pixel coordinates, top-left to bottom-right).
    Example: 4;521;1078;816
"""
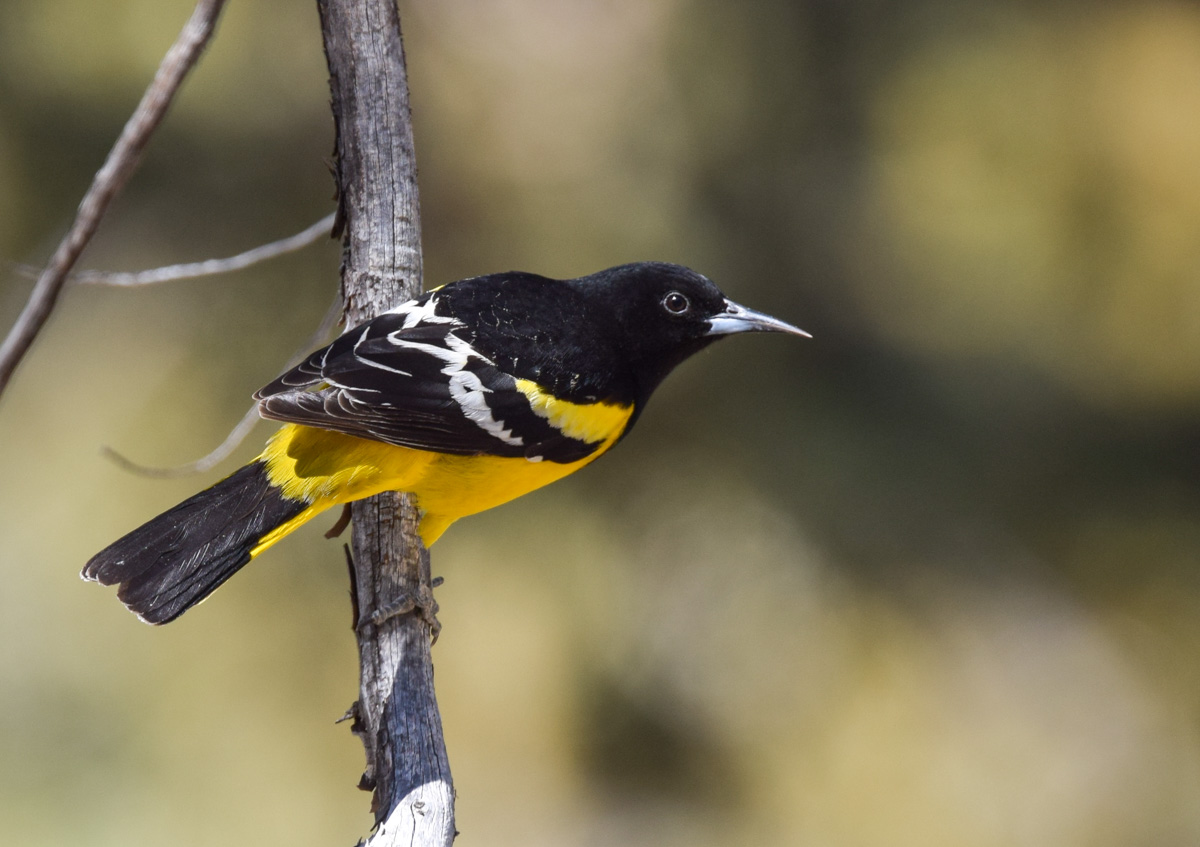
83;262;808;624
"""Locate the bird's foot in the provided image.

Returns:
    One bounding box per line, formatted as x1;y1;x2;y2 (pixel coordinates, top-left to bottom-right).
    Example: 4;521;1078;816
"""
359;576;444;643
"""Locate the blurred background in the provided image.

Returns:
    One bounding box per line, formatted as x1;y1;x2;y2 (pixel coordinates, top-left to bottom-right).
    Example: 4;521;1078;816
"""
3;0;1200;844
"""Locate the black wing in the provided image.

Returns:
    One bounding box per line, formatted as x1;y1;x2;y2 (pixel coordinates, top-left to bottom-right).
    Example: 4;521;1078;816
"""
254;296;598;463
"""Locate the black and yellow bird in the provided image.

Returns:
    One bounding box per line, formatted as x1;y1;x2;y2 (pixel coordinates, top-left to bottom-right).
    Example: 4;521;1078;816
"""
84;262;807;623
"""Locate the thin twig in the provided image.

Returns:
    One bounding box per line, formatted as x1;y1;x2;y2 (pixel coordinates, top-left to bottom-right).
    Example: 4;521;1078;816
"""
101;290;344;478
8;213;336;288
102;403;260;479
0;0;228;399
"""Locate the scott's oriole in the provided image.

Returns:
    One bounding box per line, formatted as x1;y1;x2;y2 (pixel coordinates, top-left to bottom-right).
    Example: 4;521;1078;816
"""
84;262;807;623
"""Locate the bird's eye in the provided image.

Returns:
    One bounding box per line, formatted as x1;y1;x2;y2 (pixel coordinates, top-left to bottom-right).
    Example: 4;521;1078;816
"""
662;291;690;315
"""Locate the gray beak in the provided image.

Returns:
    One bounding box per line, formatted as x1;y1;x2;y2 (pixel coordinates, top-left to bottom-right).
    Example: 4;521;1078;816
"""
705;299;811;338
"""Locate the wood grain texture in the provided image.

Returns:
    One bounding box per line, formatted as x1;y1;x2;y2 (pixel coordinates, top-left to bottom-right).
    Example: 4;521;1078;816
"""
316;1;455;843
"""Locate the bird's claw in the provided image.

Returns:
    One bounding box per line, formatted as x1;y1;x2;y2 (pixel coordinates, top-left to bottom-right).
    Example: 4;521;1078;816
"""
359;577;443;643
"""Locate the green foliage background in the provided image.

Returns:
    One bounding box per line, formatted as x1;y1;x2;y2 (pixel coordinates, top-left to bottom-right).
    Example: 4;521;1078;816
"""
3;1;1200;845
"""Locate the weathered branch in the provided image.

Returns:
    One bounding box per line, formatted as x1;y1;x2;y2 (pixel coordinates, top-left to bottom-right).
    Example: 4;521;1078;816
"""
8;212;337;287
0;0;228;399
103;402;261;478
316;1;455;845
101;290;343;478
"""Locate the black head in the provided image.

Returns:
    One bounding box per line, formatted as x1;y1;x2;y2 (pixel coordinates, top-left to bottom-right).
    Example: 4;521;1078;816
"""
571;262;808;403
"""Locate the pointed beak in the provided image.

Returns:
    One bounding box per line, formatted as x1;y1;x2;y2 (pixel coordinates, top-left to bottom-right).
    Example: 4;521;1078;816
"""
705;299;811;338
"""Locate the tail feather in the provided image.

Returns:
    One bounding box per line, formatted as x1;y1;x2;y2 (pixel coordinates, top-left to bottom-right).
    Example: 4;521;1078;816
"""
83;460;309;624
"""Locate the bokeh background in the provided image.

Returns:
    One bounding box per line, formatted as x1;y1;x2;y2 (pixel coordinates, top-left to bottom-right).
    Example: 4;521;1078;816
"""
3;0;1200;844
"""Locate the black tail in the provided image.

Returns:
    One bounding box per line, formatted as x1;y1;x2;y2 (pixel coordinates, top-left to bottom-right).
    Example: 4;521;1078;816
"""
83;460;308;624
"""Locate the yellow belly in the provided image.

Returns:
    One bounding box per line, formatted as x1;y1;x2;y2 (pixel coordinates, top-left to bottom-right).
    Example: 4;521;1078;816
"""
255;421;621;550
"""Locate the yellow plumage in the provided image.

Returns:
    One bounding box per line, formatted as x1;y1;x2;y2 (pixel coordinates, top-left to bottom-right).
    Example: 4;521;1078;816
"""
251;390;633;556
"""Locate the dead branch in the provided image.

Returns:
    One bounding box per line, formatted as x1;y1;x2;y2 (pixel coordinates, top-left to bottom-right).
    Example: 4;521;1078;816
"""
101;291;343;478
316;0;455;844
102;403;261;479
9;212;336;288
0;0;229;399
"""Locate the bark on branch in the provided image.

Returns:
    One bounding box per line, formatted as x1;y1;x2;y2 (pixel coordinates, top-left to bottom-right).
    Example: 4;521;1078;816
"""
316;1;455;844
